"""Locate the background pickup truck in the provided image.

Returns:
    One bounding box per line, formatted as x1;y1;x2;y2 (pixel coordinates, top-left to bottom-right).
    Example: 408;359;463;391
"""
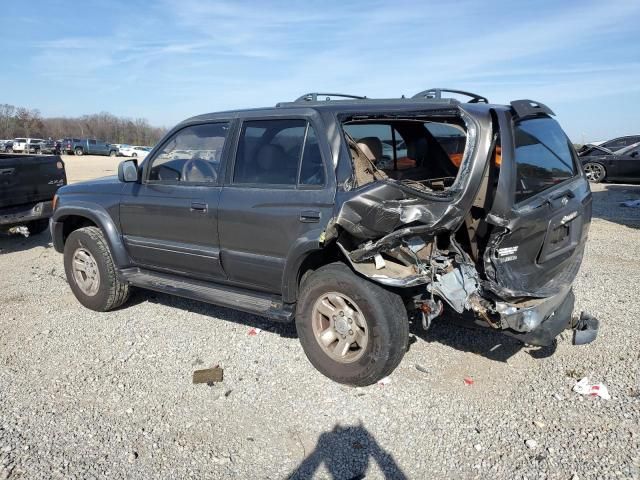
0;153;67;235
63;138;118;157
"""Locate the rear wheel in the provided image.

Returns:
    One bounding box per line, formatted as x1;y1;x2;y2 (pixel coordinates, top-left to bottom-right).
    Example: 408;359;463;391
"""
75;147;83;156
132;152;137;157
64;226;130;311
109;150;117;157
296;263;409;386
583;162;606;183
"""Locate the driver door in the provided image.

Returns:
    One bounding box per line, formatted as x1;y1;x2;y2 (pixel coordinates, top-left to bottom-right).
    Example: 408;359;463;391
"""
119;121;231;281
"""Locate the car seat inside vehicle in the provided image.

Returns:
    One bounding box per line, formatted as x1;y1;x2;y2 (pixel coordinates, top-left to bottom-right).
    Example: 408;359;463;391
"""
343;117;466;189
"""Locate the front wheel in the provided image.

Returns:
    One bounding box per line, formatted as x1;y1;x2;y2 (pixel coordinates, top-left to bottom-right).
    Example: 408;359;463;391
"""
75;148;84;156
64;226;130;311
109;150;117;157
296;263;409;386
583;162;606;183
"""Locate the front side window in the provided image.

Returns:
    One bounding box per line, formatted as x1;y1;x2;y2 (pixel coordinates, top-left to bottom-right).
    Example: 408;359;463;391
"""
233;119;324;186
514;117;576;202
148;122;229;183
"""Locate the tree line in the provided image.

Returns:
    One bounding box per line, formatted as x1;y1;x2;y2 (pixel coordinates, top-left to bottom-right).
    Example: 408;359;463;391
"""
0;103;166;146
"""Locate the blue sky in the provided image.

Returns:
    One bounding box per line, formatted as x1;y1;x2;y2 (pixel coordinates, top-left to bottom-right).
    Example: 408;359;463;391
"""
1;0;639;142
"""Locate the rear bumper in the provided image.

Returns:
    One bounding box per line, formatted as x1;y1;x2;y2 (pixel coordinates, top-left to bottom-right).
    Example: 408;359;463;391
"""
498;289;599;346
0;201;53;227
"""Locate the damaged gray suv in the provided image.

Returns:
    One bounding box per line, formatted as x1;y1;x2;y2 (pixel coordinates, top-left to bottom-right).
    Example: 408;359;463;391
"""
50;89;598;386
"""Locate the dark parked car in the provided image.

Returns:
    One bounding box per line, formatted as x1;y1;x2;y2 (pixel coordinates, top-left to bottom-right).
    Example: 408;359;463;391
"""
0;140;13;153
1;152;67;235
581;141;640;183
578;135;640;157
39;139;62;155
50;89;598;385
62;138;118;156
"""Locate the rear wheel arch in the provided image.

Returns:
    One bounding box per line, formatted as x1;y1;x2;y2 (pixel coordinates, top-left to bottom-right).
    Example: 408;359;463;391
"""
282;238;346;303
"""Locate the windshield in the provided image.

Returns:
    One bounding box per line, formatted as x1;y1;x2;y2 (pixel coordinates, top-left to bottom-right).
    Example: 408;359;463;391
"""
614;141;640;156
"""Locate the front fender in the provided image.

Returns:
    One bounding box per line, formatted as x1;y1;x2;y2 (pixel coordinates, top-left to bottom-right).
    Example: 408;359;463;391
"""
52;203;130;268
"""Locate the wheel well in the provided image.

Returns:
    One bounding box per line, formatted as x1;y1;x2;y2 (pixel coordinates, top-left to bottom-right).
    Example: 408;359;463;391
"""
61;215;97;244
295;242;344;298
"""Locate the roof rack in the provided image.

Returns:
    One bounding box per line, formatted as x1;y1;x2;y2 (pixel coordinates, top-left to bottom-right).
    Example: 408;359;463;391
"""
293;93;367;102
412;88;488;104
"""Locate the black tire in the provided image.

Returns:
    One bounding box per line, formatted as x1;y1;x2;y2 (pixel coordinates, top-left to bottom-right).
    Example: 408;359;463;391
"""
27;219;49;236
296;262;409;386
583;162;606;183
75;147;83;156
64;226;130;311
109;150;117;157
132;152;137;157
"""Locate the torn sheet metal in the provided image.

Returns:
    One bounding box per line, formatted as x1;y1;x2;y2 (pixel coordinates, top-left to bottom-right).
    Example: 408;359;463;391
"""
430;264;479;313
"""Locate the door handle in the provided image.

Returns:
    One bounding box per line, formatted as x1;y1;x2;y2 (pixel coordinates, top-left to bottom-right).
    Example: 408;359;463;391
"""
299;210;321;223
190;202;208;212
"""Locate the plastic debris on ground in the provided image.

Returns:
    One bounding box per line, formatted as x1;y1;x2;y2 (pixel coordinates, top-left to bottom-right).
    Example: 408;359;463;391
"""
572;377;611;400
415;364;429;374
193;366;224;385
621;199;640;208
247;327;262;336
377;376;391;386
463;377;474;386
8;226;30;237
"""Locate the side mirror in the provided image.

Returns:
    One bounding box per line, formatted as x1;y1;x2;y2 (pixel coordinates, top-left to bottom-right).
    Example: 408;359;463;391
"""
118;159;139;183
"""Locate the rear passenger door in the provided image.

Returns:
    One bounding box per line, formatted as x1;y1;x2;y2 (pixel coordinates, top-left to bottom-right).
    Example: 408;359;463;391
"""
218;117;334;293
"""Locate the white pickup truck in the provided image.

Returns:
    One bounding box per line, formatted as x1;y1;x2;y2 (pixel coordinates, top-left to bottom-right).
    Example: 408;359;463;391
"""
12;138;45;153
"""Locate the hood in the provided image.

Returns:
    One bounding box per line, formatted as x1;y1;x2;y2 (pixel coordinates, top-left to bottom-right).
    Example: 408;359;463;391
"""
59;175;122;195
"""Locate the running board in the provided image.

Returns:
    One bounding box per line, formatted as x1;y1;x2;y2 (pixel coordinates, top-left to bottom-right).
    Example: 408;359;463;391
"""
120;268;294;322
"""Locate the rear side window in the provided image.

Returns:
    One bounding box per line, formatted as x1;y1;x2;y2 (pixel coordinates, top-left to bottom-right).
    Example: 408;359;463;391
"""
233;119;324;186
514;117;576;202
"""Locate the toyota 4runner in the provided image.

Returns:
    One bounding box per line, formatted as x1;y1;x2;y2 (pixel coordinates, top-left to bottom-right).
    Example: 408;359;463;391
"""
50;89;599;386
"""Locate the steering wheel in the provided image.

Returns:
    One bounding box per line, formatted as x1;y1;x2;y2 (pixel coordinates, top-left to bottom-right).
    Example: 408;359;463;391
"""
181;158;217;183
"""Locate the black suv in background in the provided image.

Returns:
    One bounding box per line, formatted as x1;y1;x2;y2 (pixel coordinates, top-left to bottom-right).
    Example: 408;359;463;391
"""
50;89;598;385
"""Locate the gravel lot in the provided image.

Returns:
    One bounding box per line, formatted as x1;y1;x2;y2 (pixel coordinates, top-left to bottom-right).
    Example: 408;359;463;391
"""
1;156;639;479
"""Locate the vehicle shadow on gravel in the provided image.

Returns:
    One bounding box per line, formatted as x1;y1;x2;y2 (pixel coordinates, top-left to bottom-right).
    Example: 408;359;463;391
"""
0;232;52;254
410;312;557;362
127;289;298;338
591;184;640;229
287;423;407;480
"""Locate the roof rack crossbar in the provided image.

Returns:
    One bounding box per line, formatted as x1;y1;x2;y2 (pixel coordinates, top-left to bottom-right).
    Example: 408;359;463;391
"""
294;93;367;102
412;88;488;104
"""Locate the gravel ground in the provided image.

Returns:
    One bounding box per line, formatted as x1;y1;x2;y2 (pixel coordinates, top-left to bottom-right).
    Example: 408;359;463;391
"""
1;170;639;479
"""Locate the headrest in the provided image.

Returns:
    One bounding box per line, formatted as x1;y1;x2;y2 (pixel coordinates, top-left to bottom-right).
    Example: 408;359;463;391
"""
256;144;285;171
357;136;383;161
